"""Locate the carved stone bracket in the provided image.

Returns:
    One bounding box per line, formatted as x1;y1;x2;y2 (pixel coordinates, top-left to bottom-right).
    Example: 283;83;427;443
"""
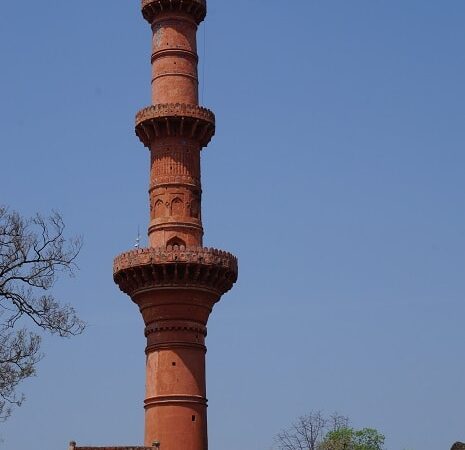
135;103;215;149
141;0;207;25
113;246;238;297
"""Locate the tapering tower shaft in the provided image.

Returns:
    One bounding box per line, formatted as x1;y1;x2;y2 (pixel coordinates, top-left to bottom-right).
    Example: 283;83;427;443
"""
151;11;200;105
143;3;212;249
114;2;237;450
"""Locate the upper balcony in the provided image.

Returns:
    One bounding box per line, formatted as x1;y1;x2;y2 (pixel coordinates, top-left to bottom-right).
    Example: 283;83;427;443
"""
141;0;207;25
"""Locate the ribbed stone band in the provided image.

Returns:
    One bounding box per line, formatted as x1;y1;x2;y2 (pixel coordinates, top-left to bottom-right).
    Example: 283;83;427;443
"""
144;394;207;407
142;0;207;25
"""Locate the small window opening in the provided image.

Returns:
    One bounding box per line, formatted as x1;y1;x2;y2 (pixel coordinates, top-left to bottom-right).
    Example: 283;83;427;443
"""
192;415;196;422
167;237;186;248
172;362;176;366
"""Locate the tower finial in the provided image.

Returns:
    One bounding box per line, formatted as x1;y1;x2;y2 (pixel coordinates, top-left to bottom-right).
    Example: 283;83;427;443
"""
134;226;140;248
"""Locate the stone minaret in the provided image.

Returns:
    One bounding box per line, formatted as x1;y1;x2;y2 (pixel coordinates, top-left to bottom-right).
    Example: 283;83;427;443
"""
113;1;238;450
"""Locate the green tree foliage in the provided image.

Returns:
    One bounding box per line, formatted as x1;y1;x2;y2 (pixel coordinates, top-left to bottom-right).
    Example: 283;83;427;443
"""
274;411;385;450
320;427;385;450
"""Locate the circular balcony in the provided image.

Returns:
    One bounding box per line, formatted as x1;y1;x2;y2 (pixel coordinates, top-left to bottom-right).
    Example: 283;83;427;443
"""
135;103;215;149
141;0;207;25
114;246;238;297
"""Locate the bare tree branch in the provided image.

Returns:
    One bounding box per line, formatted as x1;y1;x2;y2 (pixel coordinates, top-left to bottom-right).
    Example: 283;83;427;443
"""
0;325;41;421
274;411;350;450
0;206;84;420
328;412;350;432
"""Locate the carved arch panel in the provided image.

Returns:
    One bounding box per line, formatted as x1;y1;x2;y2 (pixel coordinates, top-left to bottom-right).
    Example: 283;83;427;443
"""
171;197;184;216
154;199;165;217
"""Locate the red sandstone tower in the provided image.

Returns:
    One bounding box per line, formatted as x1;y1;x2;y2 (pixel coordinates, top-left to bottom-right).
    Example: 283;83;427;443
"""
113;1;238;449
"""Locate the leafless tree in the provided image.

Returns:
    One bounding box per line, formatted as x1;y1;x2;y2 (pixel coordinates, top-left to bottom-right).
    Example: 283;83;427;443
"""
328;412;349;432
274;411;350;450
0;206;84;420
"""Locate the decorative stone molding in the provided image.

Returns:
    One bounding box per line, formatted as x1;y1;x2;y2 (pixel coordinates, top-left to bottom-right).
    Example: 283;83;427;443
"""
145;320;207;337
114;246;236;270
144;394;207;407
141;0;207;25
151;48;198;64
136;104;214;126
113;246;238;297
135;103;215;149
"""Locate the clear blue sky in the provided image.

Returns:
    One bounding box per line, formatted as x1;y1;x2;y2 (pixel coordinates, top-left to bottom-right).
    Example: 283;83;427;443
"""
1;1;464;449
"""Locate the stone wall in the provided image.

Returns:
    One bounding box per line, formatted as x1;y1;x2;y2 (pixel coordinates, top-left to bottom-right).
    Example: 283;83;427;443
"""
69;443;154;450
75;448;152;450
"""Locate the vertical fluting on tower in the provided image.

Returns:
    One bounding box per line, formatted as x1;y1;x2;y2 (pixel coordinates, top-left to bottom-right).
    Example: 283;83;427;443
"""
114;2;237;450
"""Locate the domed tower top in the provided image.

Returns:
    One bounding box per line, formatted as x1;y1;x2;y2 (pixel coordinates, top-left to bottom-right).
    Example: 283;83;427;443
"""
141;0;207;25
